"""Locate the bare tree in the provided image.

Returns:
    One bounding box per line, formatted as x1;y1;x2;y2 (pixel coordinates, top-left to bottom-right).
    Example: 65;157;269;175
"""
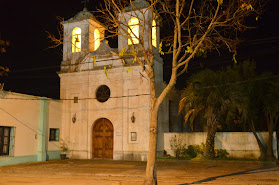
48;0;263;184
0;33;10;53
100;0;263;184
0;34;10;79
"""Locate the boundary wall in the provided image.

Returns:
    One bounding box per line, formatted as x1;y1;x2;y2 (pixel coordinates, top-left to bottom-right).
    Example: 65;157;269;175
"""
164;132;277;158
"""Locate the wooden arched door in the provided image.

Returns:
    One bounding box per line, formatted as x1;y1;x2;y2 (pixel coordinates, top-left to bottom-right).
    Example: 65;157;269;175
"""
92;118;113;159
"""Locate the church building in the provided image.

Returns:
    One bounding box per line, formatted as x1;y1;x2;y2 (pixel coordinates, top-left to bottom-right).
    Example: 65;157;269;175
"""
58;0;170;161
0;0;184;166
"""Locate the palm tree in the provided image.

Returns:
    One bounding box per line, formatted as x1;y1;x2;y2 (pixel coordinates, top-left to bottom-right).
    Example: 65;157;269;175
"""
261;74;279;160
180;61;278;160
245;76;267;160
218;62;278;161
226;62;269;159
179;68;247;158
235;62;278;161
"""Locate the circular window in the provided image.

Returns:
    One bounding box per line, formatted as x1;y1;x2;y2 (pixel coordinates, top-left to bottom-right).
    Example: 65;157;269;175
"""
96;85;110;102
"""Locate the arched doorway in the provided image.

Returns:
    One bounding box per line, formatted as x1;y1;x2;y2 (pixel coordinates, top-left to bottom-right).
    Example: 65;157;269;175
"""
92;118;113;159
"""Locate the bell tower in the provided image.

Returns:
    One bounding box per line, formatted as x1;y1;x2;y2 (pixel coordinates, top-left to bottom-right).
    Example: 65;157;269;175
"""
118;0;160;53
61;8;106;61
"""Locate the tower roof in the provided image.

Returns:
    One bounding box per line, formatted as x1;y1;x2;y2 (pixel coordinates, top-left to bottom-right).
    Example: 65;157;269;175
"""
124;0;150;12
64;8;98;23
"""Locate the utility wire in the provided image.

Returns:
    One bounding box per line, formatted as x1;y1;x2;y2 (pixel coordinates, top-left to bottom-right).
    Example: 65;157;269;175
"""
10;57;122;73
0;107;61;149
7;37;279;73
0;93;151;101
1;74;279;101
194;74;279;90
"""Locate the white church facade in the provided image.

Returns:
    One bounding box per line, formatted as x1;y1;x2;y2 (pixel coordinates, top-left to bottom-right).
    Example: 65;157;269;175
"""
59;1;169;160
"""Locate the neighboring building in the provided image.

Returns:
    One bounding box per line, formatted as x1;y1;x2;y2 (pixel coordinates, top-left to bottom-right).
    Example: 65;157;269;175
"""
0;91;62;166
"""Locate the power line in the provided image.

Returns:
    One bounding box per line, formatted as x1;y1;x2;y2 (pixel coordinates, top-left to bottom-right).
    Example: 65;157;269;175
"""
0;93;151;101
0;107;60;149
1;74;279;101
242;36;279;45
195;74;279;90
7;37;279;73
10;57;122;73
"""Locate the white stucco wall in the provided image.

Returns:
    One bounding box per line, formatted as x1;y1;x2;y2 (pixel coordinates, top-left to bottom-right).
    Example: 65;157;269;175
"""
59;50;167;161
47;100;63;152
59;64;154;160
0;92;41;157
0;91;62;158
164;132;278;159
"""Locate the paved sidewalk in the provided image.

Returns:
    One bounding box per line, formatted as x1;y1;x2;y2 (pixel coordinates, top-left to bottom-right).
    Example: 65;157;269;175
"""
0;159;278;185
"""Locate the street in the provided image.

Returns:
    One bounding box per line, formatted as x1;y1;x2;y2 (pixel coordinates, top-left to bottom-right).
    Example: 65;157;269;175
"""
0;159;278;185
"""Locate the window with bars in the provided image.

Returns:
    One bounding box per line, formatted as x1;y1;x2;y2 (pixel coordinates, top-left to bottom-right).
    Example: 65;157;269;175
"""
0;126;11;156
49;128;60;141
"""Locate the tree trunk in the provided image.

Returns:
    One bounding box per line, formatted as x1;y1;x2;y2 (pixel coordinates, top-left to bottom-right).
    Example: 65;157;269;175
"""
204;117;217;159
143;54;177;185
266;115;276;161
144;73;159;185
250;121;267;160
144;107;158;185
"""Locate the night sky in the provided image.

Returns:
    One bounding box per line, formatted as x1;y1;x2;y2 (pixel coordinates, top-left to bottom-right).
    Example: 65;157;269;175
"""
0;0;278;99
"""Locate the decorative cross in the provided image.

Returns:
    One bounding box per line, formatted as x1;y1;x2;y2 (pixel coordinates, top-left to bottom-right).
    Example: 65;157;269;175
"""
81;0;89;9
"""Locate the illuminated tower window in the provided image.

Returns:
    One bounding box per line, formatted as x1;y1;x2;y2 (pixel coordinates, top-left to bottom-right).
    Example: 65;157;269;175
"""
72;27;81;53
152;20;157;47
94;29;100;50
128;17;139;45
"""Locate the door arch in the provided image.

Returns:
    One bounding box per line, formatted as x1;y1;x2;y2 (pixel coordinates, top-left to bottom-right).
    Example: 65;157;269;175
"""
92;118;113;159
